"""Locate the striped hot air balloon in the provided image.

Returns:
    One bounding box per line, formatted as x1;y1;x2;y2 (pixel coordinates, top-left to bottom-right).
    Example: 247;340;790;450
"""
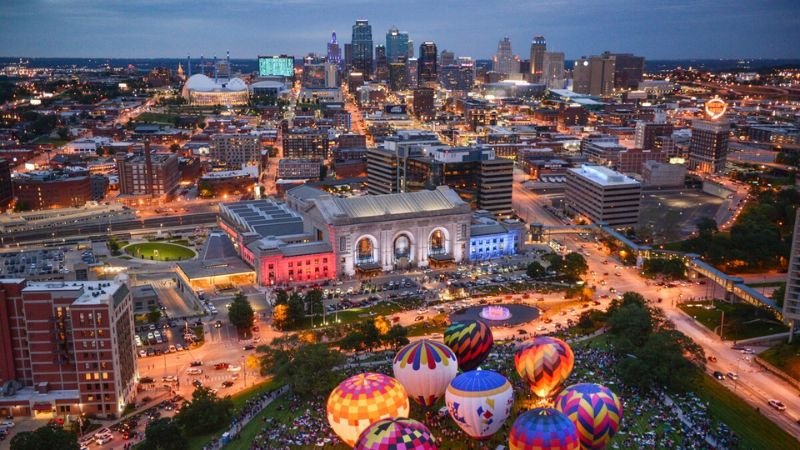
355;418;438;450
393;339;459;407
555;383;623;450
514;336;574;399
327;373;410;447
444;320;494;372
445;369;514;440
508;408;580;450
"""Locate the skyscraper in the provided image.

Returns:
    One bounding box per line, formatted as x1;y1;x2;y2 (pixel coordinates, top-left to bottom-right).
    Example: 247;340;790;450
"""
440;50;455;67
326;31;341;66
542;52;565;89
572;53;615;96
529;36;546;81
386;26;409;62
374;44;388;82
388;57;408;91
689;119;730;174
407;40;414;59
351;19;373;78
493;37;518;75
418;41;438;87
611;53;645;89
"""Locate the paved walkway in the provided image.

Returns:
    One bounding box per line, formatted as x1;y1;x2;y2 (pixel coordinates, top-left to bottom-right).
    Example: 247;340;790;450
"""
661;392;727;449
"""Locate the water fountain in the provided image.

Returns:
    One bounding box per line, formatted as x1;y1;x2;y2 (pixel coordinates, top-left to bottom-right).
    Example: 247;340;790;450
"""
479;305;512;321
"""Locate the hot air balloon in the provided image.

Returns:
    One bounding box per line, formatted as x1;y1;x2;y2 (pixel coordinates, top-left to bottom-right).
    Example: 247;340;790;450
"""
327;373;410;447
355;418;438;450
555;383;623;450
444;320;493;371
508;408;580;450
514;336;574;398
445;369;514;440
393;339;459;407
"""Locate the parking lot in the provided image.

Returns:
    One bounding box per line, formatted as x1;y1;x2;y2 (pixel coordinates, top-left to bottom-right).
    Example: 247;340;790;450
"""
134;318;199;359
0;248;71;278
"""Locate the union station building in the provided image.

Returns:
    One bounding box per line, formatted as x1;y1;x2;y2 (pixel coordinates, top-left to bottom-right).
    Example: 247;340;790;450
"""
218;185;524;286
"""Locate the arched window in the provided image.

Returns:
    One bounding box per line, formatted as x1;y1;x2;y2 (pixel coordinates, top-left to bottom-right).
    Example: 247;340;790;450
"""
430;230;445;255
356;238;374;264
394;235;411;259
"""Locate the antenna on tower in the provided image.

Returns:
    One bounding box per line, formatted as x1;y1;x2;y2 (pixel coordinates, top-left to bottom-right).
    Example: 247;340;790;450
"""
226;50;231;78
187;55;191;77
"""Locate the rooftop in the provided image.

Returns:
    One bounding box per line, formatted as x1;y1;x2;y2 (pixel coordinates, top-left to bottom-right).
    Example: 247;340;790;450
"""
568;165;641;187
220;199;305;238
23;280;129;307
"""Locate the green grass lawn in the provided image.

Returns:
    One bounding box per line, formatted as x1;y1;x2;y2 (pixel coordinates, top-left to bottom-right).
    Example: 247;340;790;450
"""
124;242;196;261
693;373;799;450
292;300;417;330
679;302;788;340
760;340;800;382
133;112;178;124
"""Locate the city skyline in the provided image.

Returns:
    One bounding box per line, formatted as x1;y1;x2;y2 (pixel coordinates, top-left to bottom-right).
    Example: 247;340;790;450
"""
1;0;799;60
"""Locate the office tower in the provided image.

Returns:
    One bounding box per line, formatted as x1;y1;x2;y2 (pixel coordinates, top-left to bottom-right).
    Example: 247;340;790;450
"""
439;63;475;92
572;53;616;96
351;19;373;78
388;57;408;91
479;158;514;218
0;158;11;210
565;165;641;228
611;53;645;90
413;87;435;120
689;119;730;174
529;36;546;81
386;26;409;62
326;32;341;66
542;52;565;89
418;42;438;87
407;40;414;59
282;128;330;160
374;45;388;82
407;58;418;87
324;62;339;88
0;278;138;418
635;122;674;150
210;134;263;168
440;50;455;67
783;209;800;339
343;43;352;69
493;37;518;75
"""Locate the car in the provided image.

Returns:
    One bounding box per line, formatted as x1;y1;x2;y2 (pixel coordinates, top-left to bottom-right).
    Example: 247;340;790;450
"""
0;420;13;428
768;399;787;411
190;360;203;366
414;315;425;322
243;344;255;351
227;365;242;372
168;345;177;353
214;320;222;328
186;368;203;375
138;349;147;358
707;355;717;363
95;435;113;445
222;381;234;388
176;344;184;351
713;371;724;380
742;347;755;354
214;363;230;370
726;372;738;380
192;379;203;388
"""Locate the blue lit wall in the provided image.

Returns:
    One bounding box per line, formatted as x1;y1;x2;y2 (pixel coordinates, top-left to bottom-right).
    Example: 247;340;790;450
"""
469;232;517;261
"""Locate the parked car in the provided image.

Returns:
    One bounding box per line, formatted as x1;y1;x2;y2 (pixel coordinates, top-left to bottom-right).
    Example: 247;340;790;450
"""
768;399;786;411
713;371;724;380
726;372;738;380
190;360;203;367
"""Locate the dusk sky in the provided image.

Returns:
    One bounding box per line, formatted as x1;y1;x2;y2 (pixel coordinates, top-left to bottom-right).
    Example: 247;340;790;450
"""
2;0;799;60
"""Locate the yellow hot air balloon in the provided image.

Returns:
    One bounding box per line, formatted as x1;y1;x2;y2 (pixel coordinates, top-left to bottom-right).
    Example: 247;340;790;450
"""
514;336;575;399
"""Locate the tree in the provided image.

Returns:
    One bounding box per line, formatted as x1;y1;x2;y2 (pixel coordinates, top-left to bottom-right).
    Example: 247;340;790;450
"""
228;293;255;337
358;320;382;351
169;143;180;153
562;252;589;282
139;418;188;450
287;292;306;327
772;284;786;308
147;305;162;324
384;324;409;350
304;289;324;316
257;343;344;398
10;426;79;450
274;289;289;306
173;387;233;435
696;217;718;239
526;261;547;279
374;316;391;336
272;304;290;331
198;180;215;199
542;253;564;273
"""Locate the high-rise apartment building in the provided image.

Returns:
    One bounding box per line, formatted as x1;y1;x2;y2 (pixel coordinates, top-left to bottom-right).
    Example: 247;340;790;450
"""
565;165;641;228
529;36;546;81
326;32;341;66
0;278;137;418
493;37;518;75
210;134;263;169
542;52;565;89
688;119;730;174
388;57;408;91
282;128;330;160
440;50;455;67
351;19;373;78
385;26;409;63
418;42;438;87
412;87;435;121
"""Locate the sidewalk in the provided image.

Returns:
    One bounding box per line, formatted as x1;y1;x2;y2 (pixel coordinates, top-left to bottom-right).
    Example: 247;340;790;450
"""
204;385;290;450
661;392;727;449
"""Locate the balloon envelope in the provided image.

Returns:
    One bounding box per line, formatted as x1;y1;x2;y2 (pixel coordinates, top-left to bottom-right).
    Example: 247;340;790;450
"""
355;418;438;450
327;373;410;447
509;408;580;450
393;339;459;407
445;369;514;440
555;383;623;450
514;336;574;398
444;320;494;371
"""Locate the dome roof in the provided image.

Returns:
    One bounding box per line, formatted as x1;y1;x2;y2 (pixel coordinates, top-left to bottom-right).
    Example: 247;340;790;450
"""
184;74;247;92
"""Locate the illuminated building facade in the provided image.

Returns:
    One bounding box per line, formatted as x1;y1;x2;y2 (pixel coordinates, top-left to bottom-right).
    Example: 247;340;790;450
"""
688;119;730;174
